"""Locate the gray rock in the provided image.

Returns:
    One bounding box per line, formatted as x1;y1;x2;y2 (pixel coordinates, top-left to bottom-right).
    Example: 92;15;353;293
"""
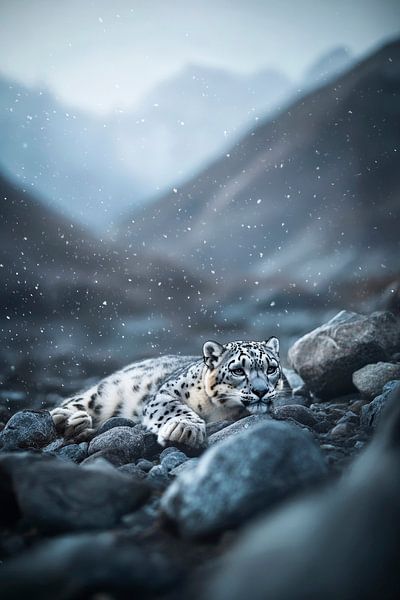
353;362;400;399
208;415;271;446
80;449;126;467
283;368;308;395
118;463;147;479
142;431;162;459
288;310;400;399
208;380;400;600
0;410;57;450
42;439;65;453
147;464;171;491
95;417;138;436
161;451;188;471
0;452;150;532
88;426;144;464
0;531;177;600
56;442;88;463
273;405;318;428
161;421;327;538
361;380;400;430
136;458;154;472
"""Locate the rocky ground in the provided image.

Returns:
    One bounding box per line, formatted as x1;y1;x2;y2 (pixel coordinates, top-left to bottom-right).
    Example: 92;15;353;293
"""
1;309;400;600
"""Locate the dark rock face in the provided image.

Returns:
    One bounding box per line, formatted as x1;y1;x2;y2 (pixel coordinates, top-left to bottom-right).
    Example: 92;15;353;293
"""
0;531;178;600
361;380;400;430
0;453;150;532
353;362;400;399
0;410;57;450
208;381;400;600
161;421;327;538
288;311;400;399
88;426;145;464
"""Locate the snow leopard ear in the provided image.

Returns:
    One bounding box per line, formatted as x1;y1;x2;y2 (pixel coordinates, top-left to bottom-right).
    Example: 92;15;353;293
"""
265;336;279;356
203;340;225;369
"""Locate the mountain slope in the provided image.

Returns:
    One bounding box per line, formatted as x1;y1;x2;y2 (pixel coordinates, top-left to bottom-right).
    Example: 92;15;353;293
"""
120;38;400;306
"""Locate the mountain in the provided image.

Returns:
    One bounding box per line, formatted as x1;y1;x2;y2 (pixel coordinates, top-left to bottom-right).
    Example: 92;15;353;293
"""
0;77;147;230
304;46;353;86
0;65;292;232
112;64;292;189
120;38;400;312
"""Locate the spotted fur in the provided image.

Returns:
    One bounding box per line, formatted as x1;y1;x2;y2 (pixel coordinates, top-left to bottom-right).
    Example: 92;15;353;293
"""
51;337;289;447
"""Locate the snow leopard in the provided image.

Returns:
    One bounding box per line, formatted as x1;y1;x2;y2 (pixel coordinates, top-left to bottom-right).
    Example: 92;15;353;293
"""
51;337;289;448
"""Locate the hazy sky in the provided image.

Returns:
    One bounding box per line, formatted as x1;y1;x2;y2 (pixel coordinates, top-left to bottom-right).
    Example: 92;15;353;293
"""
0;0;399;113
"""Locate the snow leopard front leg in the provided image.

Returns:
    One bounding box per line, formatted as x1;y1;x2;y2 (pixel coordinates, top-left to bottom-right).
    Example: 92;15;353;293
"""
142;392;206;448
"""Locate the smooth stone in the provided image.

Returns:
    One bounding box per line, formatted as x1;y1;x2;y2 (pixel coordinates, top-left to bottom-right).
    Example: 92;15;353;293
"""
0;452;150;532
162;421;327;538
1;410;57;450
288;311;400;400
208;415;272;446
353;362;400;399
95;417;138;436
56;442;88;463
273;405;318;428
161;451;188;471
88;426;144;463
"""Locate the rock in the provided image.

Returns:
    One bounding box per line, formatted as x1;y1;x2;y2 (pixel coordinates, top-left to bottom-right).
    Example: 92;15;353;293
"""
118;464;147;479
170;458;199;477
329;422;353;438
161;421;327;538
208;380;400;600
147;464;171;491
206;420;237;437
56;442;88;463
361;380;400;430
353;362;400;399
159;446;180;460
208;415;271;446
95;417;138;436
88;426;144;464
0;531;177;600
142;431;162;459
161;450;188;471
80;449;126;467
283;368;308;395
273;405;318;428
288;310;400;400
0;410;57;450
136;458;154;472
0;453;150;532
42;439;65;453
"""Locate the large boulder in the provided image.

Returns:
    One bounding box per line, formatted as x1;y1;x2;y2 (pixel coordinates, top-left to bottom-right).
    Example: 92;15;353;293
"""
0;410;57;451
208;381;400;600
353;362;400;399
0;453;150;532
161;420;327;538
288;311;400;399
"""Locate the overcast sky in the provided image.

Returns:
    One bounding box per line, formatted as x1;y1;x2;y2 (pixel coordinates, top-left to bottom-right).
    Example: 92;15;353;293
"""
0;0;399;113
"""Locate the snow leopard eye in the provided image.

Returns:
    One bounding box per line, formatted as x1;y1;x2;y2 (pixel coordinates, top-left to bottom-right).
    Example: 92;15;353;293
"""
231;367;245;377
267;365;278;375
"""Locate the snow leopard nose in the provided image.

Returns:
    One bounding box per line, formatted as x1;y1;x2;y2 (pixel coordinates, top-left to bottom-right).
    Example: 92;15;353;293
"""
251;377;269;399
